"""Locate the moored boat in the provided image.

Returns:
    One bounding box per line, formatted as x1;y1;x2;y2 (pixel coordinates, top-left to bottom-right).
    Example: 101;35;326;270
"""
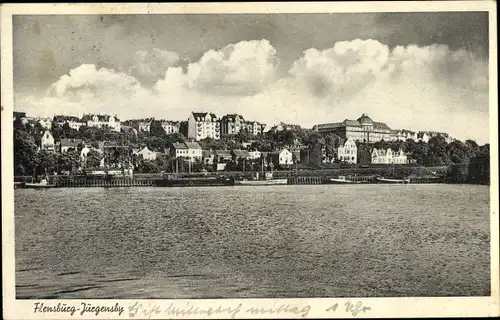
376;177;410;184
234;171;287;186
24;179;56;189
14;182;25;189
154;175;235;187
234;178;288;186
328;176;357;184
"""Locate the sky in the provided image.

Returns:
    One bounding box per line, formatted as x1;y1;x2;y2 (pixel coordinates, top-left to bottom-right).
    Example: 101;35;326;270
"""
13;12;490;143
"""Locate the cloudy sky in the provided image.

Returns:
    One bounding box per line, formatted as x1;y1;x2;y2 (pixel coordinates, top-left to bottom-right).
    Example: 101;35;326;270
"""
13;12;489;143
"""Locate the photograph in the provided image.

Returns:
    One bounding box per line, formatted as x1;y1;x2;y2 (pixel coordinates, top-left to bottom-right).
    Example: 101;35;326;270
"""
2;2;498;319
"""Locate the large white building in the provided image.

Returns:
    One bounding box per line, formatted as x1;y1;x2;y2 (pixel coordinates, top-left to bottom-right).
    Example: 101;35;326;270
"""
188;112;220;141
81;114;121;132
337;137;358;164
371;148;408;164
314;113;392;143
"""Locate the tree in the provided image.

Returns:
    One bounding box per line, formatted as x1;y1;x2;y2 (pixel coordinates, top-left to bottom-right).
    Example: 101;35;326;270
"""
150;119;167;138
85;149;102;168
51;121;63;141
34;150;58;175
57;150;81;173
139;160;160;173
14;129;38;175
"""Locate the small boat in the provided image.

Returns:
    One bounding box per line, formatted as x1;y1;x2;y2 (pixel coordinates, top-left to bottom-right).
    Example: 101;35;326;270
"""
24;179;56;189
234;172;288;186
14;182;25;189
376;177;411;184
234;178;288;186
328;176;357;184
154;175;235;187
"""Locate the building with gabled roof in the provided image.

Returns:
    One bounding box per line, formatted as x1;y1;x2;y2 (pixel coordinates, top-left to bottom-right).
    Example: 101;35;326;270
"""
188;111;220;141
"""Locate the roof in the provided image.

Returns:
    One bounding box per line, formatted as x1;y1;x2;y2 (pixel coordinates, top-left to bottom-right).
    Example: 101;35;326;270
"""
215;150;232;156
185;142;201;149
202;150;215;157
54;115;81;122
221;114;245;122
172;142;187;149
60;138;83;147
192;112;218;121
357;113;373;124
314;122;342;130
373;122;390;130
81;114;120;122
233;150;251;157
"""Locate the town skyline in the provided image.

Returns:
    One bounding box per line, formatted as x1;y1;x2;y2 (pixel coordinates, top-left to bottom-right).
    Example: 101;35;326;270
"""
13;13;489;144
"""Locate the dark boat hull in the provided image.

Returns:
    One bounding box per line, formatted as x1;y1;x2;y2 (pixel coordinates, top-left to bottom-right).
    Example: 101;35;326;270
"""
154;178;235;187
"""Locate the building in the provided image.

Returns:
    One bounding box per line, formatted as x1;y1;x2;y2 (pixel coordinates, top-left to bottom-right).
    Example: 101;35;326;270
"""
54;115;86;131
187;112;220;141
136;146;157;161
40;130;55;151
371;148;408;164
337;137;357;164
270;122;302;133
160;121;180;134
248;150;262;160
184;142;203;162
215;150;232;163
232;150;252;160
137;121;151;132
269;149;294;166
60;138;83;153
202;150;215;165
81;114;121;132
242;121;266;136
170;142;188;159
314;113;392;143
38;118;53;129
220;114;245;136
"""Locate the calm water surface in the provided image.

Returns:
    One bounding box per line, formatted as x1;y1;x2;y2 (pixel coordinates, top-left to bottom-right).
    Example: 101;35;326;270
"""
15;184;490;298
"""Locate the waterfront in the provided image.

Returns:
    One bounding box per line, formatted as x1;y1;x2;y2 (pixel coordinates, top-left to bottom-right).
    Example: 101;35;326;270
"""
15;184;490;298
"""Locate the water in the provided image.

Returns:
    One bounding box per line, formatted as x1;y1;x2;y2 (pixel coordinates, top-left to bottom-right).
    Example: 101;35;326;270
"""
15;184;490;298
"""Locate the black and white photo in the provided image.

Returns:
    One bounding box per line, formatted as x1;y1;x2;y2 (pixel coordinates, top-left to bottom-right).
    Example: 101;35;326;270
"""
2;2;498;319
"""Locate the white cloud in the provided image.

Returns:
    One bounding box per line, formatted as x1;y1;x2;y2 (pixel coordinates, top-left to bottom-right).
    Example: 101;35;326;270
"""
128;48;180;79
15;39;489;144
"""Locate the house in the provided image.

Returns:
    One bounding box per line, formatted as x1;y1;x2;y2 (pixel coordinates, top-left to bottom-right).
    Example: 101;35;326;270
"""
60;138;83;153
187;112;220;141
81;114;121;132
40;130;55;151
185;141;203;162
417;132;430;143
136;146;157;161
232;150;252;160
269;149;294;166
242;121;266;136
215;150;232;162
248;150;262;160
38;118;53;129
202;150;215;165
337;137;357;164
137;121;151;132
53;115;85;131
220;114;245;136
160;120;180;134
371;148;408;164
170;142;188;158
